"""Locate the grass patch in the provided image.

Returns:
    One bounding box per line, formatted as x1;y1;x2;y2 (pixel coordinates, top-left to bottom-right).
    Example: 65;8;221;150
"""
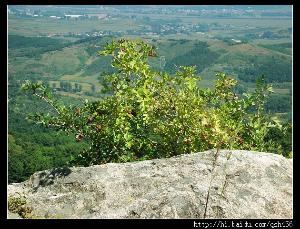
48;80;93;92
258;43;292;55
273;88;290;94
58;91;100;101
8;196;33;219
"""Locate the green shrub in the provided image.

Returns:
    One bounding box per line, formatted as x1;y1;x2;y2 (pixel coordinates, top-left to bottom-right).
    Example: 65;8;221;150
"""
21;39;292;166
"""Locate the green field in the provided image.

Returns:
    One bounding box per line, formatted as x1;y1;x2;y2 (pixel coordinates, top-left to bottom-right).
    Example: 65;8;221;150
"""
8;16;140;36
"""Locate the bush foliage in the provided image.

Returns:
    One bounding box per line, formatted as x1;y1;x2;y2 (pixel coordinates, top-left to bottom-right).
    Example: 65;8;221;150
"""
21;39;292;166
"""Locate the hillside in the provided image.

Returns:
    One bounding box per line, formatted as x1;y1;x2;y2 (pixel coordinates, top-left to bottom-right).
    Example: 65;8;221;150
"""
8;35;292;184
8;6;292;184
8;35;292;105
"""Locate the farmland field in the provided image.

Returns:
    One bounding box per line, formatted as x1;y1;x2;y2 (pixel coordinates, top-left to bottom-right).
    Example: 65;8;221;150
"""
8;16;140;36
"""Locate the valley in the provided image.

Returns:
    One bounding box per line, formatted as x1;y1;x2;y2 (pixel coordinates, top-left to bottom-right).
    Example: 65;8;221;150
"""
8;5;292;183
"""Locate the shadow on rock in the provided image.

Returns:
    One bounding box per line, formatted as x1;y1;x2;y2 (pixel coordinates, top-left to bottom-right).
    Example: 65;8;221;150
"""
31;167;72;192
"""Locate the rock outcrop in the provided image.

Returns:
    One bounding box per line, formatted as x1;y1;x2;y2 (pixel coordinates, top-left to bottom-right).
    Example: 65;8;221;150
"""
7;150;293;219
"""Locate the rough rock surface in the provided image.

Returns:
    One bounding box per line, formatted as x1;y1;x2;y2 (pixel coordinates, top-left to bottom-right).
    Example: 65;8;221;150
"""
7;150;293;219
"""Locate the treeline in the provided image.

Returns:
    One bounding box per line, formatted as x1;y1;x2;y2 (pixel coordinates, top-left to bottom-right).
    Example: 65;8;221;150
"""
8;35;67;49
265;94;292;114
164;41;219;74
8;35;71;58
56;81;82;93
8;35;114;58
233;55;292;83
8;89;89;183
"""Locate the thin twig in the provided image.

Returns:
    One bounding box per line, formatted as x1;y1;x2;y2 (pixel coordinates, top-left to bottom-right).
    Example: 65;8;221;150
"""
33;93;61;115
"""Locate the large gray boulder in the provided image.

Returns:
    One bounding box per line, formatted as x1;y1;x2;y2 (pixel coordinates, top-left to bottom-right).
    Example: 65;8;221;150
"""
7;150;293;219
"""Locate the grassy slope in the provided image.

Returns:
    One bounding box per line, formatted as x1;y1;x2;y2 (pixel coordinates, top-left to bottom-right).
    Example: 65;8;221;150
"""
9;36;292;97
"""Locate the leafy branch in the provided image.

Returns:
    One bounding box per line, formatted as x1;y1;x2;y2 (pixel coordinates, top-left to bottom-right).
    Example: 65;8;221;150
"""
21;39;291;166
